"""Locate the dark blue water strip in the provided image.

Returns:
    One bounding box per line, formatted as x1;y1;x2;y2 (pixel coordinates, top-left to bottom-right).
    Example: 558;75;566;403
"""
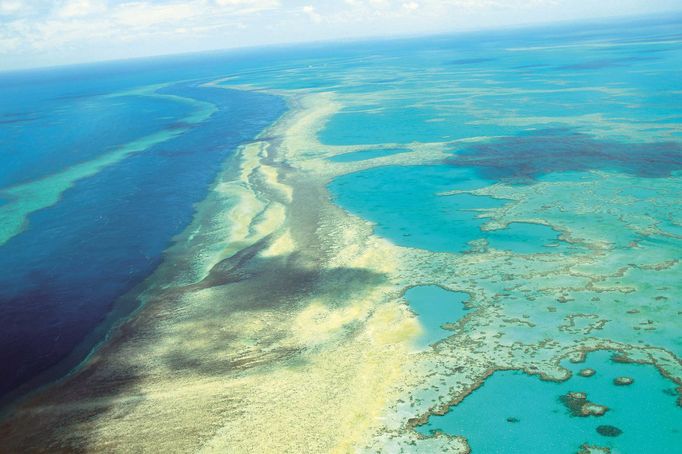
0;82;285;401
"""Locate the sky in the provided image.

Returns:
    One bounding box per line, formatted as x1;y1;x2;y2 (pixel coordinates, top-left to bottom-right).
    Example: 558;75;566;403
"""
1;0;681;70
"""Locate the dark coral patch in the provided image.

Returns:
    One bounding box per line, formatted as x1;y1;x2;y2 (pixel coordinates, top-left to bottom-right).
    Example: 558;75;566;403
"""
559;391;608;417
596;425;623;437
560;392;588;417
446;129;682;183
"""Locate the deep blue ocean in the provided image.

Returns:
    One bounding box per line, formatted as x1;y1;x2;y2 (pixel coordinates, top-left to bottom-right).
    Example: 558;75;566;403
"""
0;54;290;401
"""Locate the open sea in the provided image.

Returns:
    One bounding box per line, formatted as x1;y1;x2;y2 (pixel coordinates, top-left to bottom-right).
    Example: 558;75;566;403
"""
0;55;287;400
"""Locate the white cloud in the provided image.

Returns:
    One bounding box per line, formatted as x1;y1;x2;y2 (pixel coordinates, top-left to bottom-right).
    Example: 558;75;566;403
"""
215;0;276;7
57;0;107;18
0;0;283;60
214;0;280;14
0;34;20;52
112;2;197;27
427;0;559;10
302;4;322;23
1;0;680;70
0;0;26;15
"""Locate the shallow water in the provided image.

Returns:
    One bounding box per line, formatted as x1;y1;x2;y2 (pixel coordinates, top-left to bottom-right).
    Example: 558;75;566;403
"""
318;15;682;452
485;222;574;254
328;147;410;162
329;165;501;252
417;351;682;453
404;285;470;348
330;165;576;254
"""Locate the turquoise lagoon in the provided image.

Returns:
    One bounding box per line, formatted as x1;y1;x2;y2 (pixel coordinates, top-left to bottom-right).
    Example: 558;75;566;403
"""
404;285;470;349
329;165;571;254
416;350;682;453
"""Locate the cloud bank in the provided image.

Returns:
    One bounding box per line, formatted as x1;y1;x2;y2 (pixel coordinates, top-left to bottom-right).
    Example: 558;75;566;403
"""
1;0;680;70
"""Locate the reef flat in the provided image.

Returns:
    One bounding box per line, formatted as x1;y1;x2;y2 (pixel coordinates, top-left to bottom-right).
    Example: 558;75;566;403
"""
0;91;424;452
1;14;681;453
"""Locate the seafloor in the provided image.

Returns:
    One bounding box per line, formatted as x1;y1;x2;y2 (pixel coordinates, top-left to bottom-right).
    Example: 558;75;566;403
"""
1;16;681;454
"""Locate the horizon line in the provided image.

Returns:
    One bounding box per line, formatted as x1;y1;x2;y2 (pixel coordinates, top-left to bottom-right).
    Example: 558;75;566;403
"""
2;9;681;75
